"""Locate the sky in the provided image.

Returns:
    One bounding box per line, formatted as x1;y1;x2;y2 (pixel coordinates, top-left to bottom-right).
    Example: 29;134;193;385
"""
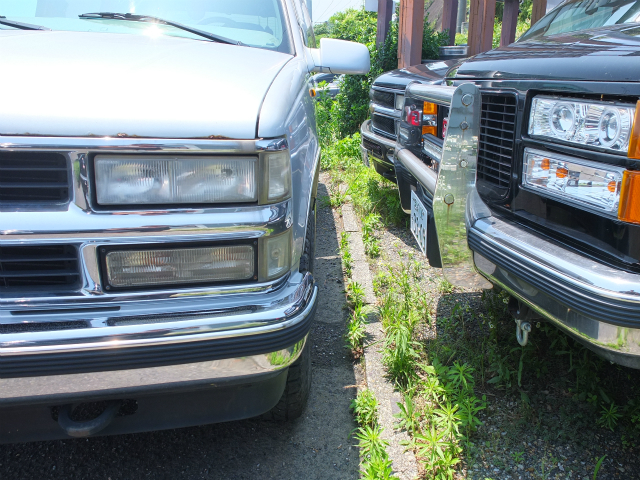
310;0;366;24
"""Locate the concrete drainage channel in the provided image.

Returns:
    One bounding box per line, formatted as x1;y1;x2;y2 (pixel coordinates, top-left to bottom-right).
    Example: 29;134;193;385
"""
341;203;419;480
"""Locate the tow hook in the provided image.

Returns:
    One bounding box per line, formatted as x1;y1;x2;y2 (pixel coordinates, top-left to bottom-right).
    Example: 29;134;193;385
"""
515;319;532;347
508;297;533;347
57;400;122;438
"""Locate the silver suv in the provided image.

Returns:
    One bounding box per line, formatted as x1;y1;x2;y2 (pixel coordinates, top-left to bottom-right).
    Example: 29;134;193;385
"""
0;0;369;443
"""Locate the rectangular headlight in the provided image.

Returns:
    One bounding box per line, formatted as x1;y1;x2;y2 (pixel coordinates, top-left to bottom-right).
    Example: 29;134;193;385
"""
104;244;255;288
258;230;291;282
529;96;636;153
395;94;405;111
522;148;625;215
95;155;257;205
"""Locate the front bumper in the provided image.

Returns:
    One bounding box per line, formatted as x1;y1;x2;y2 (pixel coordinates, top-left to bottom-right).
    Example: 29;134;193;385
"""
396;83;640;369
360;119;397;182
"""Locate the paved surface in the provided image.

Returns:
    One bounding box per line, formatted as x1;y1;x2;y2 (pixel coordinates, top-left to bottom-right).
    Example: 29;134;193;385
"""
0;182;360;480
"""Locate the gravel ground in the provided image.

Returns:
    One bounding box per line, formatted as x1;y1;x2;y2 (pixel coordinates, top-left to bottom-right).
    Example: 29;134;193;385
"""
0;181;361;480
362;209;640;480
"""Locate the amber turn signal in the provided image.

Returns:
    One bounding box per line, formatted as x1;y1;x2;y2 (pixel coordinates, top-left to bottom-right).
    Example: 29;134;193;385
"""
423;102;437;115
618;170;640;224
422;126;437;136
628;100;640;159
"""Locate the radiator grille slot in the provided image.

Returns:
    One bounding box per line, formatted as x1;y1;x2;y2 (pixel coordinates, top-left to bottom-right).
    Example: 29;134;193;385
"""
362;137;383;157
0;245;80;291
0;152;70;204
371;89;395;109
372;114;396;138
477;93;517;196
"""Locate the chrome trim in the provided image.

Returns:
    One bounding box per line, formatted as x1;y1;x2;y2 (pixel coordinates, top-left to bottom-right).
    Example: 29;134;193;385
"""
1;273;316;356
370;104;401;118
396;149;437;194
360;119;396;150
0;337;308;405
406;83;458;106
422;136;443;162
372;86;404;94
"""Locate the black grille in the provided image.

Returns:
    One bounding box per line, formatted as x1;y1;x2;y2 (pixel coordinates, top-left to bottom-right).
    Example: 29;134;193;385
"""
0;152;70;204
372;114;396;138
0;245;80;291
477;93;517;196
363;137;383;157
372;89;395;109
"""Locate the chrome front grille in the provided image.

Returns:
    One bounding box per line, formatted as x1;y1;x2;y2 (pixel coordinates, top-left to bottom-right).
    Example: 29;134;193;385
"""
477;93;517;197
0;245;80;292
0;152;70;205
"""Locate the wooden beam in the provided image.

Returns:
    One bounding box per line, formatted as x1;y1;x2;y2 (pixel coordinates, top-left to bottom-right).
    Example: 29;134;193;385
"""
500;0;518;47
468;0;496;56
531;0;548;25
441;0;459;46
398;0;425;68
376;0;394;46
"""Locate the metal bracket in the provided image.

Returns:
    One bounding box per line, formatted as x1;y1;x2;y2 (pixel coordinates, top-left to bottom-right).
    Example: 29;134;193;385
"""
515;319;532;347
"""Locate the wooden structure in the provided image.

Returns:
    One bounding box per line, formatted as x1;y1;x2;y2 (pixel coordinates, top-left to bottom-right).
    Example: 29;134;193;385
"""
377;0;394;46
396;0;550;68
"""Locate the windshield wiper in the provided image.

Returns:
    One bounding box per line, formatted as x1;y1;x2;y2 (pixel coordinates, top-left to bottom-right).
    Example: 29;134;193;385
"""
78;12;241;45
0;16;51;31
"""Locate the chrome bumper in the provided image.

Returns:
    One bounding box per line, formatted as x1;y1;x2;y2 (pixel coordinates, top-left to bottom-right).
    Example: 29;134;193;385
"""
396;83;640;368
0;271;317;404
360;119;396;165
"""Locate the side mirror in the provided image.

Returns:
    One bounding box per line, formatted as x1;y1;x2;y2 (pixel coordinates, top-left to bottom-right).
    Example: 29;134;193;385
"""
310;38;370;75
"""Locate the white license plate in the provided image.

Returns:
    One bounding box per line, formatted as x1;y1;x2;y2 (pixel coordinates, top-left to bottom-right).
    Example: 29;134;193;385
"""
410;190;428;255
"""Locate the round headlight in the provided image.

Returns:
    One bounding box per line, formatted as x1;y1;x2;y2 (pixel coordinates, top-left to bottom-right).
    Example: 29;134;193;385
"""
598;108;622;148
549;103;575;137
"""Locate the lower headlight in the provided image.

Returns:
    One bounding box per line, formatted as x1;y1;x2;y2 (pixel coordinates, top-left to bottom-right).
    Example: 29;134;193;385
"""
95;155;258;205
522;148;625;215
104;244;255;288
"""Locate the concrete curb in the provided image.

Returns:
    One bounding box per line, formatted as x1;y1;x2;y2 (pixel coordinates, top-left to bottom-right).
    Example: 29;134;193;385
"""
342;204;419;480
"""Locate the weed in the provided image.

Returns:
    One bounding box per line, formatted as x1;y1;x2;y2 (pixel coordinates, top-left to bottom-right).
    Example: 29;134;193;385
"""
340;231;353;277
351;389;379;427
598;403;622;431
511;449;525;464
394;395;419;435
362;213;382;257
593;454;606;479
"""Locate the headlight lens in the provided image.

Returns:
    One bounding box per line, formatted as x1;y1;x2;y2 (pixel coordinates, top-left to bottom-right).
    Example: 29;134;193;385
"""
266;152;291;202
95;155;257;205
104;244;255;288
395;94;405;111
522;148;625;215
529;96;635;153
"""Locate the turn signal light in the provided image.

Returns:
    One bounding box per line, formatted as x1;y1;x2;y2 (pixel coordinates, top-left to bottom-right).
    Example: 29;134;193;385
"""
423;102;438;115
422;126;437;136
618;170;640;224
628;100;640;159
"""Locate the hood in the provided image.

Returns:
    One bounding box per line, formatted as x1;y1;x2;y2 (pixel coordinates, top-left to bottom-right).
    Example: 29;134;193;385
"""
0;30;292;139
373;60;460;89
455;24;640;82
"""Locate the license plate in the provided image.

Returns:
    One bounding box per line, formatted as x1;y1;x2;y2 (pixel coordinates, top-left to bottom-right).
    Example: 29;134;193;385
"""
410;190;428;255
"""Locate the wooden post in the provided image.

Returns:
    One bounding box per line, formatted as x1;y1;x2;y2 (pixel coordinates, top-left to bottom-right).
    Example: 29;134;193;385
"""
531;0;548;25
398;0;425;68
500;0;518;47
467;0;496;56
376;0;394;46
441;0;459;46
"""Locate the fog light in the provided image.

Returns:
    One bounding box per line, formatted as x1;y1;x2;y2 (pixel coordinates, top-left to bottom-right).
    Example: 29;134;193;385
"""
259;230;292;281
104;245;255;288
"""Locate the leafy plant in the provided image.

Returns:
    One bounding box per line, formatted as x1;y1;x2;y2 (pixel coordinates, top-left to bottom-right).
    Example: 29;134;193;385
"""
593;454;606;479
598;403;622;431
362;213;382;257
394;395;419;435
351;389;379;427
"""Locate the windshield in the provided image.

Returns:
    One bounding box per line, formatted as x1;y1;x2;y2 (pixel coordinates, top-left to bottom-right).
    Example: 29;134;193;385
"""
0;0;293;53
519;0;640;40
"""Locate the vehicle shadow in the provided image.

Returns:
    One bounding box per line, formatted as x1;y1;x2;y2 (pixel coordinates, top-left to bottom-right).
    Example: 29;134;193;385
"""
0;181;359;480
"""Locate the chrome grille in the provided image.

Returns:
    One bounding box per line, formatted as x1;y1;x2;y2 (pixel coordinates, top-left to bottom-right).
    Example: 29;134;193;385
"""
477;93;517;195
0;152;70;204
0;245;80;292
372;114;396;138
372;89;395;109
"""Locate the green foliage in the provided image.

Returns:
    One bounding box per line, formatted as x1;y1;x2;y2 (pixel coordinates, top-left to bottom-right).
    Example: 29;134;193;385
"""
339;231;353;277
593;454;606;479
351;389;379;427
598;403;622;431
362;213;382;257
354;426;399;480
